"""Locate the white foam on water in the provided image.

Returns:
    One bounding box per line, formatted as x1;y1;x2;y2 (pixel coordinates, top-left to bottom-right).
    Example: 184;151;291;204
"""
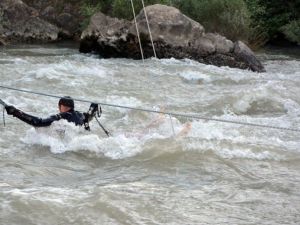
229;81;289;115
179;71;212;83
5;186;89;205
284;99;300;116
0;57;28;64
22;120;83;154
20;119;145;158
2;48;300;163
20;113;187;159
180;118;298;160
159;57;184;65
26;60;108;81
11;93;299;161
185;140;278;160
105;95;143;113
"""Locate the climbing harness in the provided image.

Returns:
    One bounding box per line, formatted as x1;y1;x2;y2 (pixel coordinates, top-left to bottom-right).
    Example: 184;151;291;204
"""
84;102;110;136
83;103;98;131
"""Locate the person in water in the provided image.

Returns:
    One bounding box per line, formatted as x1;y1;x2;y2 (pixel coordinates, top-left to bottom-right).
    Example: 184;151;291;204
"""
5;96;97;130
125;106;192;139
145;106;192;138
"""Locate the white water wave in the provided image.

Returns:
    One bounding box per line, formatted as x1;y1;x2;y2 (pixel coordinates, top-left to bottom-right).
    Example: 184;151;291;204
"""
19;113;189;159
19;112;300;161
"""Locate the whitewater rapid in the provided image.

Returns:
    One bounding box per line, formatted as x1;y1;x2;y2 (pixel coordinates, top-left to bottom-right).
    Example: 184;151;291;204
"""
0;44;300;225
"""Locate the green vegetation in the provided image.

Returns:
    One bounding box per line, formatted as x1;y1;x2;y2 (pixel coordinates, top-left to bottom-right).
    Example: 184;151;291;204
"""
280;20;300;45
245;0;300;45
80;1;102;29
110;0;171;19
80;0;300;47
80;0;171;21
175;0;251;42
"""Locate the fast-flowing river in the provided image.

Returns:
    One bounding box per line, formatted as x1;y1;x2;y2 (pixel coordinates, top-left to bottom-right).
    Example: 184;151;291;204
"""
0;43;300;225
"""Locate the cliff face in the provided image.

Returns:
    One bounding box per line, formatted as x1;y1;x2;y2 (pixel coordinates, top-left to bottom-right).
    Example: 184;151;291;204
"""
22;0;83;37
0;0;59;43
0;0;83;43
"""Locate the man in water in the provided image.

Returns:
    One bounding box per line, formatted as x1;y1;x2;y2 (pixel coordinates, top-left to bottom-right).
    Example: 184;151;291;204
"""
5;96;96;130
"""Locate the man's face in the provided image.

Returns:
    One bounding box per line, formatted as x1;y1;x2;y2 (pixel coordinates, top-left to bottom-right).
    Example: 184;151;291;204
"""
59;104;71;113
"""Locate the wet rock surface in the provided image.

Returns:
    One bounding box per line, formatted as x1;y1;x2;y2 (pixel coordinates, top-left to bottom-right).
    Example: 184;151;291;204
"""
80;4;265;72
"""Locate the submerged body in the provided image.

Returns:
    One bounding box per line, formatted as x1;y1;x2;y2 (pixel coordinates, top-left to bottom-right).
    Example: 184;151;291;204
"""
4;96;98;130
8;108;85;127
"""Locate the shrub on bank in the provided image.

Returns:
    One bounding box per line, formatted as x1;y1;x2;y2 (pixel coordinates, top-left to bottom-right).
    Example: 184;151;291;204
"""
80;1;102;29
174;0;251;42
280;20;300;45
244;0;300;46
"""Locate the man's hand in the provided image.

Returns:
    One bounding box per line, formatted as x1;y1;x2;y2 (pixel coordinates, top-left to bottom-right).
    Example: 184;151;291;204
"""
89;103;99;116
84;103;99;124
5;105;17;115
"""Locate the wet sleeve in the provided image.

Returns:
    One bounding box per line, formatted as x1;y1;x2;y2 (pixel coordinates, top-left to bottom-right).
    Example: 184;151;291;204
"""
12;109;61;127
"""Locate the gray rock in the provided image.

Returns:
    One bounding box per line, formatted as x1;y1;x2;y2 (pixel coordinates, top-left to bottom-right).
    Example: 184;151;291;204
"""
130;4;204;48
41;6;56;23
233;41;266;72
23;0;84;38
0;0;60;43
0;37;6;45
80;12;131;55
194;36;215;56
205;33;234;54
80;4;265;72
57;13;75;31
81;12;130;39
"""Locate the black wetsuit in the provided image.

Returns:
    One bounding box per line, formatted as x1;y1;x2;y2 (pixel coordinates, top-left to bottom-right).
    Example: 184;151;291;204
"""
11;108;85;127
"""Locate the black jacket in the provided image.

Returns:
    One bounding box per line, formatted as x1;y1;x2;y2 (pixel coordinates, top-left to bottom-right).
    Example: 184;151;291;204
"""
12;109;85;127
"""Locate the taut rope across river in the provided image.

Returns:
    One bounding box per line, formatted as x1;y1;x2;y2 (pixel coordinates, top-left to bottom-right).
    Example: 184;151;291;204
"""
1;85;300;133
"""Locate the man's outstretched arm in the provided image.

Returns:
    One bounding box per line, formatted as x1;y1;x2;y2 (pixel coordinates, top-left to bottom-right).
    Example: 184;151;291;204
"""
5;105;60;127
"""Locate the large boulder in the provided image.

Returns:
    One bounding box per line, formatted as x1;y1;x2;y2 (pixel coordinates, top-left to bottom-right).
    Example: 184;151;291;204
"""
233;41;266;72
80;4;265;72
80;11;131;57
129;4;205;48
0;0;60;43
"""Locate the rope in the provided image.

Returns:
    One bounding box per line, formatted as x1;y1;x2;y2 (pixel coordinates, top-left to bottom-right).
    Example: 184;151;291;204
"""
141;0;157;58
169;114;176;137
95;116;110;137
1;85;300;133
130;0;145;62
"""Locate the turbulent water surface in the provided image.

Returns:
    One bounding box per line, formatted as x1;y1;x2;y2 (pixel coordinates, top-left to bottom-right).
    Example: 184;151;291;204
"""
0;43;300;225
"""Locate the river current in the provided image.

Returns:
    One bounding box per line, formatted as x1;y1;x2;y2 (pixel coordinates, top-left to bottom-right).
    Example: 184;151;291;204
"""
0;44;300;225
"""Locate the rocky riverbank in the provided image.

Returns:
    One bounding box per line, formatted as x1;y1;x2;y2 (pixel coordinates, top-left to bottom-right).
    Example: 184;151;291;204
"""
0;0;265;72
0;0;82;43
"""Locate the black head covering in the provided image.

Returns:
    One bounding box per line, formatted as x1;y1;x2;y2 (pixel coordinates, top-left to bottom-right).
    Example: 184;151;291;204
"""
58;96;74;109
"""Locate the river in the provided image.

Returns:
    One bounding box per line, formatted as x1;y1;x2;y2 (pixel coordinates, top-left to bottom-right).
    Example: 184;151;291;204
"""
0;43;300;225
